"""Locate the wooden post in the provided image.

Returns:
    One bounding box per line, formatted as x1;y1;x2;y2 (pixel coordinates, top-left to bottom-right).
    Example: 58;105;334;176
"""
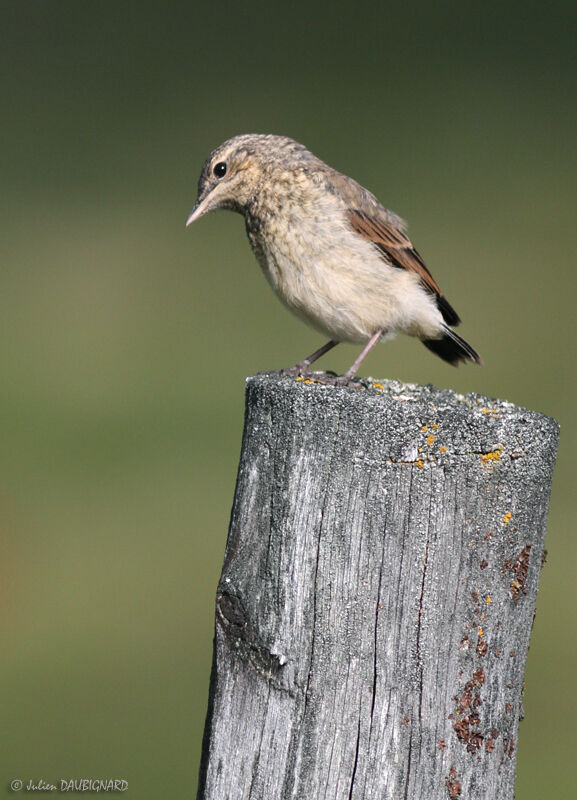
196;373;559;800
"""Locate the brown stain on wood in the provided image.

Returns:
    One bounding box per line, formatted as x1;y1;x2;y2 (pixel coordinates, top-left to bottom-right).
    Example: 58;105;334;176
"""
452;669;486;753
445;767;462;798
504;544;532;602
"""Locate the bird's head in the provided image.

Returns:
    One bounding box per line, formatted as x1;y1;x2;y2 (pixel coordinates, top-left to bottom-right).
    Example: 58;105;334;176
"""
186;134;310;225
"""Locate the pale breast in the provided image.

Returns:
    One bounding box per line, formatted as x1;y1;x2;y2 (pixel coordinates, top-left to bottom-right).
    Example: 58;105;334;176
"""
246;193;442;343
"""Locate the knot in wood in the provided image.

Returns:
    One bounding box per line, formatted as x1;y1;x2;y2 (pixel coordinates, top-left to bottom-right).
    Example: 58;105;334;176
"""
217;592;247;632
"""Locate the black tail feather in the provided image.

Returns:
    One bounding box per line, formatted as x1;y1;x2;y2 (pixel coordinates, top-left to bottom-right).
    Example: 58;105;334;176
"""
437;295;461;327
423;325;482;366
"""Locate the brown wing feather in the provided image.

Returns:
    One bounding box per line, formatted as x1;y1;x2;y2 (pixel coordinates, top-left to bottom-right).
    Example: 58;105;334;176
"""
347;208;460;326
347;208;441;295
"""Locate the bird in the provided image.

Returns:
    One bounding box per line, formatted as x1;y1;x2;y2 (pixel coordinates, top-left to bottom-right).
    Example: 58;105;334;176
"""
186;134;481;383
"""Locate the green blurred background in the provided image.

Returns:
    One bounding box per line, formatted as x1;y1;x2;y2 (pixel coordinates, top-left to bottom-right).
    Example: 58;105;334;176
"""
1;2;574;796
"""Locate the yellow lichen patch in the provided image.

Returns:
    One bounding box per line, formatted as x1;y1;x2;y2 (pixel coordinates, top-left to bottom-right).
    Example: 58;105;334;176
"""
388;458;432;468
295;376;304;381
486;597;492;604
373;382;383;389
480;446;503;467
426;433;435;447
481;406;500;418
503;512;512;525
439;445;447;454
432;423;439;430
421;425;428;433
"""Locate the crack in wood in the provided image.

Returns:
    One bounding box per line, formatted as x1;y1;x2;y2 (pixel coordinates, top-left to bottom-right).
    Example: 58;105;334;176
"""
348;717;362;800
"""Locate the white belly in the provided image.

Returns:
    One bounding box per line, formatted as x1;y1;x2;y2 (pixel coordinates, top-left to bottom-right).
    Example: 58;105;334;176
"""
250;212;443;344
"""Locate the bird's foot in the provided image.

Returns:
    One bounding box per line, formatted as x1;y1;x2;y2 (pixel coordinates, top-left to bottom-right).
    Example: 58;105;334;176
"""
264;362;335;379
257;366;309;378
279;364;308;378
257;367;363;389
313;373;363;388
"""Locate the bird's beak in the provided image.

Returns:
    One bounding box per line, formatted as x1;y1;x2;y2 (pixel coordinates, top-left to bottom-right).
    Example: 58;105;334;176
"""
186;193;213;227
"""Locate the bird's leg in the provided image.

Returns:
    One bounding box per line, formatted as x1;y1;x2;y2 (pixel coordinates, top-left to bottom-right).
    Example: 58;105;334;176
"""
336;328;385;385
278;339;339;377
295;339;339;371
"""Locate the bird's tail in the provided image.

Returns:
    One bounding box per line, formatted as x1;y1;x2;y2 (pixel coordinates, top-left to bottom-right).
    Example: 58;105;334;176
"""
422;325;482;366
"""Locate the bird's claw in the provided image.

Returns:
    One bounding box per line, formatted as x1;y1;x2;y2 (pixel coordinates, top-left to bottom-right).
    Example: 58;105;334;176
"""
257;367;363;389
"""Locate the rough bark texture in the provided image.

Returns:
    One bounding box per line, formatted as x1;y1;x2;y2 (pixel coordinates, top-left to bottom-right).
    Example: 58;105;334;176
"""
197;373;559;800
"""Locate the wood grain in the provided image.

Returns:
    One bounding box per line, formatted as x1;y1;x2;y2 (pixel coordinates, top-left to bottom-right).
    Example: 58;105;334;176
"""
197;374;559;800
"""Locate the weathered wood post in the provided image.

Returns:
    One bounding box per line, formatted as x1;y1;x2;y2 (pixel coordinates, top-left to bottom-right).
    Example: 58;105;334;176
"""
196;373;559;800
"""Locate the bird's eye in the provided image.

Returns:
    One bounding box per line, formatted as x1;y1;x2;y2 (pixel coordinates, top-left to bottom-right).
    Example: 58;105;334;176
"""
213;161;227;178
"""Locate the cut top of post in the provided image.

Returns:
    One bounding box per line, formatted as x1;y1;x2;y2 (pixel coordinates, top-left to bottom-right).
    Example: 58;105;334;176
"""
244;373;559;475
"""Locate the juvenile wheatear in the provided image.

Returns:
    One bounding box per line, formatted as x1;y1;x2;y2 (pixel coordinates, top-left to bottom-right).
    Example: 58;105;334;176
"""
187;134;481;382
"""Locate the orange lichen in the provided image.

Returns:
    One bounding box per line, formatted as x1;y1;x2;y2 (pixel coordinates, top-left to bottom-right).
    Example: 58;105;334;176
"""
502;512;512;525
426;433;435;447
480;446;503;467
439;445;447;453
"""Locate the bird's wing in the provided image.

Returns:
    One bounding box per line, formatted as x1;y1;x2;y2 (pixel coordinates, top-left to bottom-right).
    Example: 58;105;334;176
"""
347;207;441;296
347;207;460;326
